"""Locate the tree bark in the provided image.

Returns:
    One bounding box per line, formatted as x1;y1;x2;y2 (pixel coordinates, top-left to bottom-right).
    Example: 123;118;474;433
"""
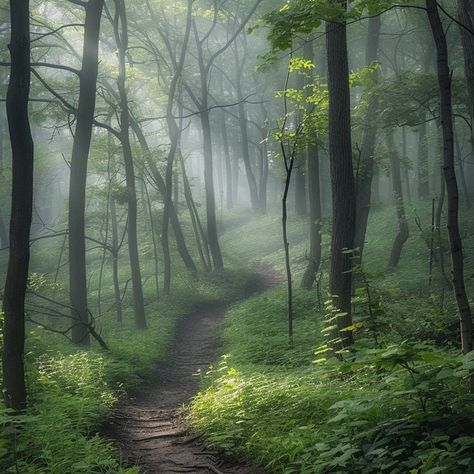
427;0;473;386
387;131;409;269
2;0;34;411
326;2;355;348
110;199;123;323
234;43;260;213
113;0;146;329
130;119;197;275
457;0;474;122
0;103;8;249
68;0;105;346
417;120;430;199
200;108;224;271
301;142;322;289
354;15;381;259
301;40;322;289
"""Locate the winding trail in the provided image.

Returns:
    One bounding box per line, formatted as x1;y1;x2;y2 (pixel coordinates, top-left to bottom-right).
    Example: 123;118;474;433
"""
103;267;278;473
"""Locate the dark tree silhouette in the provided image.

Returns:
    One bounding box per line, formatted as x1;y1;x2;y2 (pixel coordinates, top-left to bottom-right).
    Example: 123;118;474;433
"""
2;0;34;410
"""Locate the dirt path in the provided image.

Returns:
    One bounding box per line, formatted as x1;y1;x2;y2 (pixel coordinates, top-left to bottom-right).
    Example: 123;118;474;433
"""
104;267;278;473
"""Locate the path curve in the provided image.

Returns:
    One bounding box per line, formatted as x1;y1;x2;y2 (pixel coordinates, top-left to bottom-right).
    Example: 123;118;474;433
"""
103;266;278;473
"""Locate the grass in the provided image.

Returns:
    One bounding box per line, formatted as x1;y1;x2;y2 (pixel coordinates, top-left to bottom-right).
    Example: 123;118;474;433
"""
1;246;255;473
188;202;474;474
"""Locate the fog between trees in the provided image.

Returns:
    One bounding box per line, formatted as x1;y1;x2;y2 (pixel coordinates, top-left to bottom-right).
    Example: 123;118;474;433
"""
1;1;474;473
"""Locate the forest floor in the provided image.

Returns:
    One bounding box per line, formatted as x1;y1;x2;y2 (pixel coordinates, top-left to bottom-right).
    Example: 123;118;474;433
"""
103;265;279;474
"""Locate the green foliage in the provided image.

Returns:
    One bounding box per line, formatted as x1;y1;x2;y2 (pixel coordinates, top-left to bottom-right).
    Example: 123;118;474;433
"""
189;205;474;474
1;265;254;473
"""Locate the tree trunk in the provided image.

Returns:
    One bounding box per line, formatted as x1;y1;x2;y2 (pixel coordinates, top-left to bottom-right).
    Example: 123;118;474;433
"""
180;151;212;272
2;0;33;411
220;109;233;209
354;15;381;259
301;40;322;289
234;44;260;213
427;0;474;389
68;0;105;346
301;143;322;289
457;0;474;122
201;108;224;271
326;2;356;348
417;120;430;199
114;0;146;329
387;131;409;269
131;119;197;275
258;104;269;213
110;199;123;323
454;132;471;208
0;103;8;249
162;0;193;294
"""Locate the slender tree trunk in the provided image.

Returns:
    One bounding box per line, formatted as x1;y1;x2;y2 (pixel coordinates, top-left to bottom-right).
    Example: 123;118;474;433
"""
69;0;105;346
232;135;240;206
455;131;472;208
301;143;322;289
402;127;412;202
180;151;211;271
354;15;381;259
326;2;355;347
162;0;193;294
110;199;123;323
387;131;409;269
457;0;474;123
417;120;430;199
234;44;260;213
301;40;322;289
143;180;160;300
2;0;33;411
427;0;473;390
220;109;233;209
258;104;269;213
114;0;146;329
131;119;197;275
200;108;224;271
0;104;8;249
294;51;308;218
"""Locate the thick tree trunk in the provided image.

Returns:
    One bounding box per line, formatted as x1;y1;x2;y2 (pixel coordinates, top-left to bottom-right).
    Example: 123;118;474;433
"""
69;0;105;346
427;0;474;388
354;15;381;259
387;131;409;269
114;0;146;329
326;3;356;347
2;0;34;410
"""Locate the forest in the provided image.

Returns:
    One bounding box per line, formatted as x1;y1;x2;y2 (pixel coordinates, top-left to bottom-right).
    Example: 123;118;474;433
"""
1;0;474;472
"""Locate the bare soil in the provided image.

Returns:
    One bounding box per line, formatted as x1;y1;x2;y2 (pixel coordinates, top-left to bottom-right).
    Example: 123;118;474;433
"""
103;267;279;473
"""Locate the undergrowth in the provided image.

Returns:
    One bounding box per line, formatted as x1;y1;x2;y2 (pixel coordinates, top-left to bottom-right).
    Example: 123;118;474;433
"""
0;267;254;474
189;204;474;474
